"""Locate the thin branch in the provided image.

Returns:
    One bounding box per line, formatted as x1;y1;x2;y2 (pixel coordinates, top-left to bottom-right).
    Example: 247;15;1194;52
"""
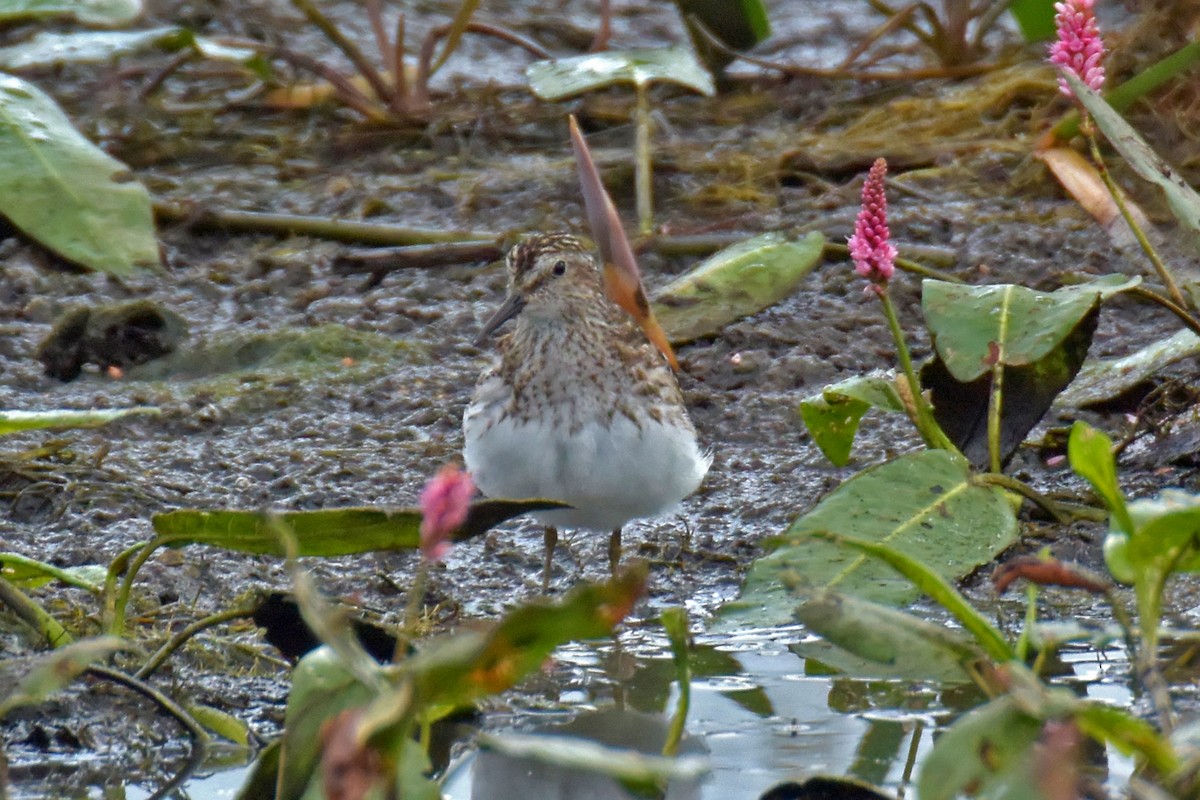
1128;285;1200;337
414;20;551;105
136;604;260;680
290;0;394;106
333;241;503;274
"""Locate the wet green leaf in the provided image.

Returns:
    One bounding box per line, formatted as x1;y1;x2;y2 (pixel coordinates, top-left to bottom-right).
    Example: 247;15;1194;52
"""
922;275;1138;383
527;47;715;100
1063;70;1200;240
0;406;159;436
235;738;280;800
189;703;252;747
0;636;125;718
720;450;1017;628
1067;422;1133;536
0;28;176;69
1007;0;1057;41
0;554;104;593
0;0;141;26
0;74;159;275
675;0;770;73
1055;329;1200;409
798;373;905;467
916;695;1044;800
792;590;983;682
1076;703;1179;777
653;231;823;344
151;499;565;556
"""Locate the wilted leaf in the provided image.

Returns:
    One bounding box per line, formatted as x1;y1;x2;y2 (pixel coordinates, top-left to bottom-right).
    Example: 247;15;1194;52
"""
1063;70;1200;240
0;0;141;26
151;499;565;556
0;406;159;436
1055;329;1200;409
1037;146;1148;249
916;695;1044;800
798;373;905;467
793;590;983;682
527;47;714;100
653;231;823;344
0;636;125;718
720;450;1017;628
0;74;160;275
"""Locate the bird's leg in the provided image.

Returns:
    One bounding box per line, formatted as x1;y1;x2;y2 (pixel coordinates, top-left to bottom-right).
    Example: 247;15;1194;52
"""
608;527;622;575
542;526;558;592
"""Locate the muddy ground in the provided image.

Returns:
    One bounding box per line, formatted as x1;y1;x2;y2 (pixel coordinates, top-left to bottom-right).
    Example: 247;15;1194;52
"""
2;0;1199;795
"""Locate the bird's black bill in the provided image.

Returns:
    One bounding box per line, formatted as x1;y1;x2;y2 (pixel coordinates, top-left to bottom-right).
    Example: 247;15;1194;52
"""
474;293;526;346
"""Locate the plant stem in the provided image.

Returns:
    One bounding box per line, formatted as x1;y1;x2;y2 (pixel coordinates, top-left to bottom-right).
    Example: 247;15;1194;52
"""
136;604;260;680
290;0;394;106
396;563;428;662
877;289;959;453
1085;122;1189;310
111;539;165;635
987;358;1004;474
0;553;101;594
0;576;72;648
975;473;1076;523
825;242;962;282
635;83;654;236
1129;285;1200;338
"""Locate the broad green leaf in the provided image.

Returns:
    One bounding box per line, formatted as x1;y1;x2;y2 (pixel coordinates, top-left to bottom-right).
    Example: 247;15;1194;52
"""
1067;421;1133;536
0;74;159;275
720;450;1018;628
0;636;125;718
151;499;565;556
922;276;1138;382
0;554;103;592
1055;329;1200;409
1063;70;1200;239
527;47;715;100
476;731;709;796
0;0;141;26
798;373;905;467
1007;0;1057;41
916;695;1043;800
0;406;159;436
801;534;1012;662
277;647;378;800
653;231;823;344
792;590;984;682
189;703;252;746
675;0;770;73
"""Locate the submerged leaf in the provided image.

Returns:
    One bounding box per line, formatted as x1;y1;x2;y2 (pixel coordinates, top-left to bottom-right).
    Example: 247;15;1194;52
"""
653;231;823;344
0;74;160;275
720;450;1017;628
528;47;715;100
1055;329;1200;409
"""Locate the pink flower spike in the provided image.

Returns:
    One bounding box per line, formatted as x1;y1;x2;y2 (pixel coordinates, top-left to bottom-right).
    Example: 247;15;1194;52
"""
1049;0;1105;98
419;465;474;561
848;158;897;286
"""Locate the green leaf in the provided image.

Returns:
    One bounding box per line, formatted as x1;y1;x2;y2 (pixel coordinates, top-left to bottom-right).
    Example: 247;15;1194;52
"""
476;731;709;795
792;590;985;682
653;231;823;344
675;0;770;74
189;703;252;747
527;47;715;100
1055;329;1200;409
0;74;160;275
0;636;125;718
660;607;690;758
916;695;1044;800
1007;0;1057;41
0;406;159;436
798;374;905;467
922;276;1138;383
0;28;177;69
800;535;1012;662
1075;702;1179;777
150;498;565;556
720;450;1018;628
0;553;103;592
276;647;379;800
1067;421;1133;536
235;738;280;800
1063;70;1200;240
0;0;141;26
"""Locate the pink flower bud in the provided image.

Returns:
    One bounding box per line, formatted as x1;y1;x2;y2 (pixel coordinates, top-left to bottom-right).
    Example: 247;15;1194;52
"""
419;465;474;561
847;158;897;286
1049;0;1106;98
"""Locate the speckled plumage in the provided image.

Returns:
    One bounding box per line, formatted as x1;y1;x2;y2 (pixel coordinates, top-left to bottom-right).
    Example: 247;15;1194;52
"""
463;234;710;536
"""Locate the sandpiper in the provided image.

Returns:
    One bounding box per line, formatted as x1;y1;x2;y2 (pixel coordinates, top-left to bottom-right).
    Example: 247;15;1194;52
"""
463;233;710;589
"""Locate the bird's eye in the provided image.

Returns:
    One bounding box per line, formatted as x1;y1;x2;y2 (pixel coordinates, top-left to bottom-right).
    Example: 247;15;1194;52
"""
552;260;567;276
